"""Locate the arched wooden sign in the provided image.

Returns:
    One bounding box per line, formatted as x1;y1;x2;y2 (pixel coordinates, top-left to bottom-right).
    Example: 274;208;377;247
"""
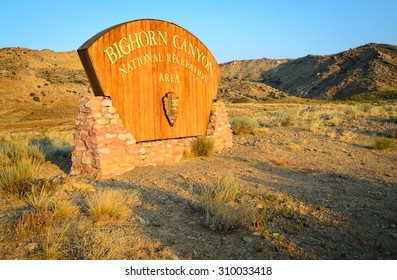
78;19;221;142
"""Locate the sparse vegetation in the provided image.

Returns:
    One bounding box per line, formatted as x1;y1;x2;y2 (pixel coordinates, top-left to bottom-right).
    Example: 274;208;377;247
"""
385;121;397;138
85;188;129;222
0;140;44;195
26;185;52;212
230;115;259;135
201;175;257;232
51;197;80;220
191;136;215;157
15;209;54;237
280;111;298;127
31;136;72;160
347;90;397;102
1;99;397;259
370;137;395;150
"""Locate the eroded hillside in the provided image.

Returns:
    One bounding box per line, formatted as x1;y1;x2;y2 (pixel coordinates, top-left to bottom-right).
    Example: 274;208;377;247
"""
220;43;397;100
0;48;90;129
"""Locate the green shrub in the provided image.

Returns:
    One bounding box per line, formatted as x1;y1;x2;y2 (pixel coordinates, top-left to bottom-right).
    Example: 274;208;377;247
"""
370;137;395;150
191;136;215;157
230;116;259;135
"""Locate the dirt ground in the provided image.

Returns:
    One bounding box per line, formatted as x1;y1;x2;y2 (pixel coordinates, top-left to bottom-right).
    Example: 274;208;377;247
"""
1;102;396;260
105;126;396;259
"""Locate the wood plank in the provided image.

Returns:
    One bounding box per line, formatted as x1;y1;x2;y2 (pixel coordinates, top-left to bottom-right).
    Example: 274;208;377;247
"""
78;19;221;142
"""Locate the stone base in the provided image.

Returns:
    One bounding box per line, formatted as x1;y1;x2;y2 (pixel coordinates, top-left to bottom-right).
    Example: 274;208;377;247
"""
70;96;233;178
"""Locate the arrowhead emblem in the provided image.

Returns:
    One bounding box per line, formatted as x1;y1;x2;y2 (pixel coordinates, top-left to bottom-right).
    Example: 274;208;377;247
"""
162;92;179;126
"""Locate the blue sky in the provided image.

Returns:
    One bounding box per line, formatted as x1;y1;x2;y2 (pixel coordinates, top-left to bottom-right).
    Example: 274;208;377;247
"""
1;0;396;63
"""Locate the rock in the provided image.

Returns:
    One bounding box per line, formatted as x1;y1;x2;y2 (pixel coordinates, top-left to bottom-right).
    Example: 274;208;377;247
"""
107;106;117;113
102;99;112;107
252;231;262;237
98;148;110;154
188;221;196;227
243;236;253;243
170;254;179;260
118;134;126;141
126;140;136;145
186;236;198;240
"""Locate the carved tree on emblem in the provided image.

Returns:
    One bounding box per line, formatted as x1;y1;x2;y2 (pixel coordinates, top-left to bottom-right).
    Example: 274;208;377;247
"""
162;92;179;126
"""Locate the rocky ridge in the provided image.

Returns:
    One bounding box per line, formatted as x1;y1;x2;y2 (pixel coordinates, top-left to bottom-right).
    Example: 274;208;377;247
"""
220;43;397;100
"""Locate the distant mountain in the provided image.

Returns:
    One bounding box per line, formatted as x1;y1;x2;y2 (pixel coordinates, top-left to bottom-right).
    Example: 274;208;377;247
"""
220;43;397;100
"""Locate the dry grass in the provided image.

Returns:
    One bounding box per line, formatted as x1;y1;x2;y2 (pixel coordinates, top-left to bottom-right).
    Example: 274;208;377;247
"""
233;102;397;149
201;175;258;232
385;121;397;138
0;158;42;195
308;119;322;132
15;209;54;237
26;186;52;212
51;198;80;220
85;188;129;222
2;179;139;259
39;223;70;260
0;140;45;165
30;135;73;162
273;159;287;167
279;110;298;127
0;140;45;195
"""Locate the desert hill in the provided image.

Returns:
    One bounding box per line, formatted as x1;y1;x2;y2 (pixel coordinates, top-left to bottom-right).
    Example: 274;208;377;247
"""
0;48;90;129
220;43;397;100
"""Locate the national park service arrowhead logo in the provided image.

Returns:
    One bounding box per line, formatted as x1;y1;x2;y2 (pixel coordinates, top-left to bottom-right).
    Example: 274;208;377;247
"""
162;92;179;126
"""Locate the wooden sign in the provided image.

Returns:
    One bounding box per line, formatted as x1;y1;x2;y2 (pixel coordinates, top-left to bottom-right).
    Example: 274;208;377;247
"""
78;19;221;142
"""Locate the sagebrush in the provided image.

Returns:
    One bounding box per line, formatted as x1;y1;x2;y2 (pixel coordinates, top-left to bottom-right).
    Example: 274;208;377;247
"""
230;116;259;135
191;136;215;157
201;175;257;232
